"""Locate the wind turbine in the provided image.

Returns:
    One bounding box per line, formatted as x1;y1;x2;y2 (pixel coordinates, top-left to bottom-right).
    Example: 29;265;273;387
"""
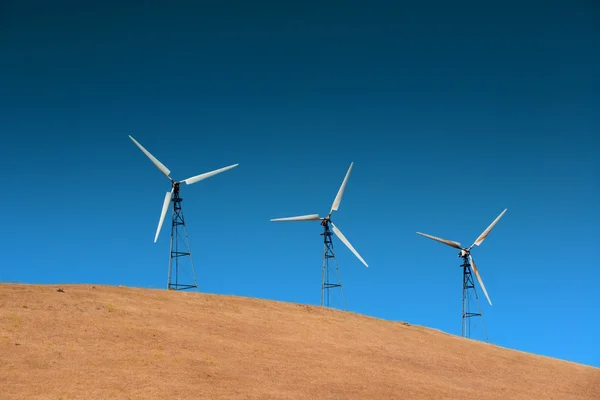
270;162;368;310
417;208;507;340
129;135;238;291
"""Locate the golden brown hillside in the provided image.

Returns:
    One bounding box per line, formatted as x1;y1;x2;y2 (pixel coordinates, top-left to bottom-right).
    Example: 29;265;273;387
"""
1;284;598;399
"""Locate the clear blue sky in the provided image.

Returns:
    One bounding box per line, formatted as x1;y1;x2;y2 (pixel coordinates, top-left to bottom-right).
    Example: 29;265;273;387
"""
1;1;598;367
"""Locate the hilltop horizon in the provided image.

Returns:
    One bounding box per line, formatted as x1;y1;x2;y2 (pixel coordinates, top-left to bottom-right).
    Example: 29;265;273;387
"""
2;281;598;369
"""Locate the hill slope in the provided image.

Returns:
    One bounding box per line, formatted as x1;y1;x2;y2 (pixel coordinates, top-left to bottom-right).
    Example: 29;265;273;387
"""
1;284;598;399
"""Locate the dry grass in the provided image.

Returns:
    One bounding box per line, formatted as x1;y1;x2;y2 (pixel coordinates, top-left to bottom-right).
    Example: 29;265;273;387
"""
1;284;598;399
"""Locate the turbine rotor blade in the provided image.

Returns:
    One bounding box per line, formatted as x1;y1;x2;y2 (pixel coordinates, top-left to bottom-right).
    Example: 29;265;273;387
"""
129;135;172;180
330;222;368;268
154;189;173;243
270;214;321;222
471;208;507;248
330;162;354;214
416;232;462;249
182;163;239;185
469;255;492;306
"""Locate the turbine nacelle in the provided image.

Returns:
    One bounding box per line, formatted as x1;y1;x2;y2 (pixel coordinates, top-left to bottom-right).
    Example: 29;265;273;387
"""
459;248;469;258
172;181;181;195
321;216;332;227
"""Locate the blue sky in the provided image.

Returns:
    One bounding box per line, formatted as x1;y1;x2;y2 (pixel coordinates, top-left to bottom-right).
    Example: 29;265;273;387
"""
1;1;598;367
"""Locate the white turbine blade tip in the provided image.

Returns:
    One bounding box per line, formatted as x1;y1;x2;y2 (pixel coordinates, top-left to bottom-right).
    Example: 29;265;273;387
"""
129;135;172;179
469;255;492;306
472;208;507;247
182;163;239;185
270;214;320;222
416;232;462;249
330;162;354;213
154;190;172;243
331;222;368;267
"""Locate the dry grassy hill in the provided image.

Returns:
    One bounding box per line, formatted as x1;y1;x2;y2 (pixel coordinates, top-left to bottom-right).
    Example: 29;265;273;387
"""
1;284;598;399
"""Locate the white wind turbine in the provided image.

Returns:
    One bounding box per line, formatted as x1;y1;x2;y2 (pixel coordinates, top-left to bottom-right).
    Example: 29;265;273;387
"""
271;162;368;309
417;208;507;339
129;135;238;290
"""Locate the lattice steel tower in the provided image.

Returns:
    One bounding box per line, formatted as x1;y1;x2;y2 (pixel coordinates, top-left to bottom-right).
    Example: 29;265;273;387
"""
167;182;197;290
321;219;347;309
460;252;488;340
